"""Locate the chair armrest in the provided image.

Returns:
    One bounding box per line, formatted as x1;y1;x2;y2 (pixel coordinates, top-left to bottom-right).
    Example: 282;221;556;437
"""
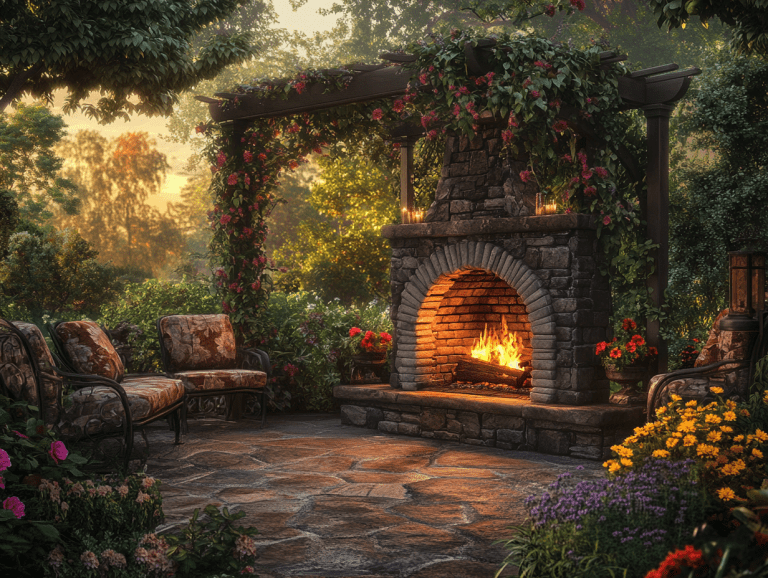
238;348;272;378
647;359;750;417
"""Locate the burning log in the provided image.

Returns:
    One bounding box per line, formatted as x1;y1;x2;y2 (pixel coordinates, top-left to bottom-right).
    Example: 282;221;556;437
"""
453;356;531;388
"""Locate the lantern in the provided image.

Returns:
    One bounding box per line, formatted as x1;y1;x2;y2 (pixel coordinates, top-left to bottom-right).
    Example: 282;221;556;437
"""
720;250;765;331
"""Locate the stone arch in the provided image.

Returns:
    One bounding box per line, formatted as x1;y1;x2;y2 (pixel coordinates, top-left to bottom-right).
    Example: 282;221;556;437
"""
394;240;556;393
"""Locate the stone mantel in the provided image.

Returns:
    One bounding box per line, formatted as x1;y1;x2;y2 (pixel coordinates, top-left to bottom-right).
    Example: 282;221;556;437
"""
381;214;598;239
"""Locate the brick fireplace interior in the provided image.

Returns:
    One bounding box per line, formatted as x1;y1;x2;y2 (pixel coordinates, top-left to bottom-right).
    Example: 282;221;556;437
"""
422;268;532;386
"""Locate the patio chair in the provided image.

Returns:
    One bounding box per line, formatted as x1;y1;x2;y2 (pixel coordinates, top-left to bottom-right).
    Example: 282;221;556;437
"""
0;319;185;470
156;314;270;429
646;312;768;418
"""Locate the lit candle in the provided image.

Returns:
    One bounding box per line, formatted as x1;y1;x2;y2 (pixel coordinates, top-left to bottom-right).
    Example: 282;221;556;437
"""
402;208;409;224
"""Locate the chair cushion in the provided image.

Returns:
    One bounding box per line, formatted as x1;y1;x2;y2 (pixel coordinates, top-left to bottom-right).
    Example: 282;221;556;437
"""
58;375;185;438
173;369;266;393
0;328;39;409
12;321;61;426
55;321;124;382
159;314;236;372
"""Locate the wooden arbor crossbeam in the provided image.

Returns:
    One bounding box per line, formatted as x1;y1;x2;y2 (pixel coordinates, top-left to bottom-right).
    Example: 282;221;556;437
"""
198;47;701;374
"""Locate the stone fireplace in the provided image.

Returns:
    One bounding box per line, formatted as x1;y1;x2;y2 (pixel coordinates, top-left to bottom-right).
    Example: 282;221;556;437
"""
382;127;612;406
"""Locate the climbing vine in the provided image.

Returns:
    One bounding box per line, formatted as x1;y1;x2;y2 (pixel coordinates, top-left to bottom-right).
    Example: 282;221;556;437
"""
204;29;653;347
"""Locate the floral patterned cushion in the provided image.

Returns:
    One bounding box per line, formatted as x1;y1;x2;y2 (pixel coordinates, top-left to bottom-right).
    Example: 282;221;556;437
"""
58;375;185;438
159;314;237;372
55;321;125;382
12;321;61;426
0;327;39;409
173;369;266;393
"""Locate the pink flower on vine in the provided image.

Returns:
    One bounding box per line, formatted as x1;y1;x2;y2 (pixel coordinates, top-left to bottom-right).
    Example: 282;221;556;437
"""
519;170;533;183
227;173;238;186
216;152;226;167
294;81;306;94
570;0;585;10
502;130;514;144
530;90;541;98
545;4;555;16
371;108;383;121
603;215;611;225
392;100;405;113
595;167;609;179
3;496;24;519
552;120;569;133
419;73;428;85
243;151;253;163
258;153;267;161
0;449;10;471
220;215;232;225
584;186;597;196
582;169;593;180
427;129;438;140
251;280;261;290
49;441;68;464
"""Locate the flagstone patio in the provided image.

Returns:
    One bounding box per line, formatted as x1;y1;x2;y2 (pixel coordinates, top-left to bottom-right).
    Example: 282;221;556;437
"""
143;414;603;577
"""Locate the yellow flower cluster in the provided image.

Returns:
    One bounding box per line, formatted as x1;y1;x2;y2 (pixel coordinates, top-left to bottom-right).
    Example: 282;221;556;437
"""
603;393;767;504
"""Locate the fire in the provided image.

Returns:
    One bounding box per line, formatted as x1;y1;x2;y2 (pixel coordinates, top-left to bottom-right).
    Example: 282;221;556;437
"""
470;317;524;370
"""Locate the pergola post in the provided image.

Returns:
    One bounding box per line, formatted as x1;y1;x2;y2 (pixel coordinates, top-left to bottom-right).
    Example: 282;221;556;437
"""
643;103;674;374
399;137;415;222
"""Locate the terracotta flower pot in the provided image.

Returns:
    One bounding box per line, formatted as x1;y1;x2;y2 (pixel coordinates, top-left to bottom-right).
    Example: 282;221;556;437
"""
351;351;388;384
604;365;649;390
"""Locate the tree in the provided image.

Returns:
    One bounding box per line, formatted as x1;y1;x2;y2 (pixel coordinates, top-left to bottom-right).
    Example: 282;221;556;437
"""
649;0;768;56
0;0;259;122
0;103;79;224
665;53;768;350
0;228;119;324
54;131;186;278
274;151;398;304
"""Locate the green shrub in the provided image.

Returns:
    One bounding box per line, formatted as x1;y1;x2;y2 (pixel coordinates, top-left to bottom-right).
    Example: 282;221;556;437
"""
0;396;261;577
258;291;392;412
99;278;220;372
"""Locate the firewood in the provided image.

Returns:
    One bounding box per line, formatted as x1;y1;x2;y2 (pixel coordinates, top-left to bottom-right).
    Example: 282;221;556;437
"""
453;356;531;388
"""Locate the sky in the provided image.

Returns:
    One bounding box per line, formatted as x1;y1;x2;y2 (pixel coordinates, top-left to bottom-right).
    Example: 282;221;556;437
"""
48;0;339;211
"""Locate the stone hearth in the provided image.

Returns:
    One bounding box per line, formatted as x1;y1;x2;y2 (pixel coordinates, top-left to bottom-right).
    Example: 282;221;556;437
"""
335;384;644;461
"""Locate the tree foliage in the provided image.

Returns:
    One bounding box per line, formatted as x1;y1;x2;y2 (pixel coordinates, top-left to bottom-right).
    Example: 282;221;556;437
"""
0;103;79;224
54;130;186;278
0;0;259;122
666;52;768;347
0;228;119;323
650;0;768;56
275;152;398;304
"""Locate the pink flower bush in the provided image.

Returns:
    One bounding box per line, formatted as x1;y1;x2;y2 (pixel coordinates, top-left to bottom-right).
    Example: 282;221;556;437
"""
0;448;10;470
371;108;383;121
3;496;25;518
49;440;68;464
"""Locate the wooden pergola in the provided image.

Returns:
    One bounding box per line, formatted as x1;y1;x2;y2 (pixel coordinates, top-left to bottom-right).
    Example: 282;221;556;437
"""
199;45;701;373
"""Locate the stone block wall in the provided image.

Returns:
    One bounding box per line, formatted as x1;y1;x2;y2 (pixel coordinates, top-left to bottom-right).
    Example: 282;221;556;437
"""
382;218;612;405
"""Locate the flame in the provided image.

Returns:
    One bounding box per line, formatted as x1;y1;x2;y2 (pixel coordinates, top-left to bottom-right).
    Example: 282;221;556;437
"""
470;317;524;370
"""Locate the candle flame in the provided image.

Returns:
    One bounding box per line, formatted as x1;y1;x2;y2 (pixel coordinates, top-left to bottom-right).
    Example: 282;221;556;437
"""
470;316;524;370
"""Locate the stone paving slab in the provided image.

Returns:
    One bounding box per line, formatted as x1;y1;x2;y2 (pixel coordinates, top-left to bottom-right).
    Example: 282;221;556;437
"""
144;414;603;577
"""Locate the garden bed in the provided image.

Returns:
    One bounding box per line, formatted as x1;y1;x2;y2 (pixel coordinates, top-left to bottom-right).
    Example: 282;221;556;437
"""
334;384;644;460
